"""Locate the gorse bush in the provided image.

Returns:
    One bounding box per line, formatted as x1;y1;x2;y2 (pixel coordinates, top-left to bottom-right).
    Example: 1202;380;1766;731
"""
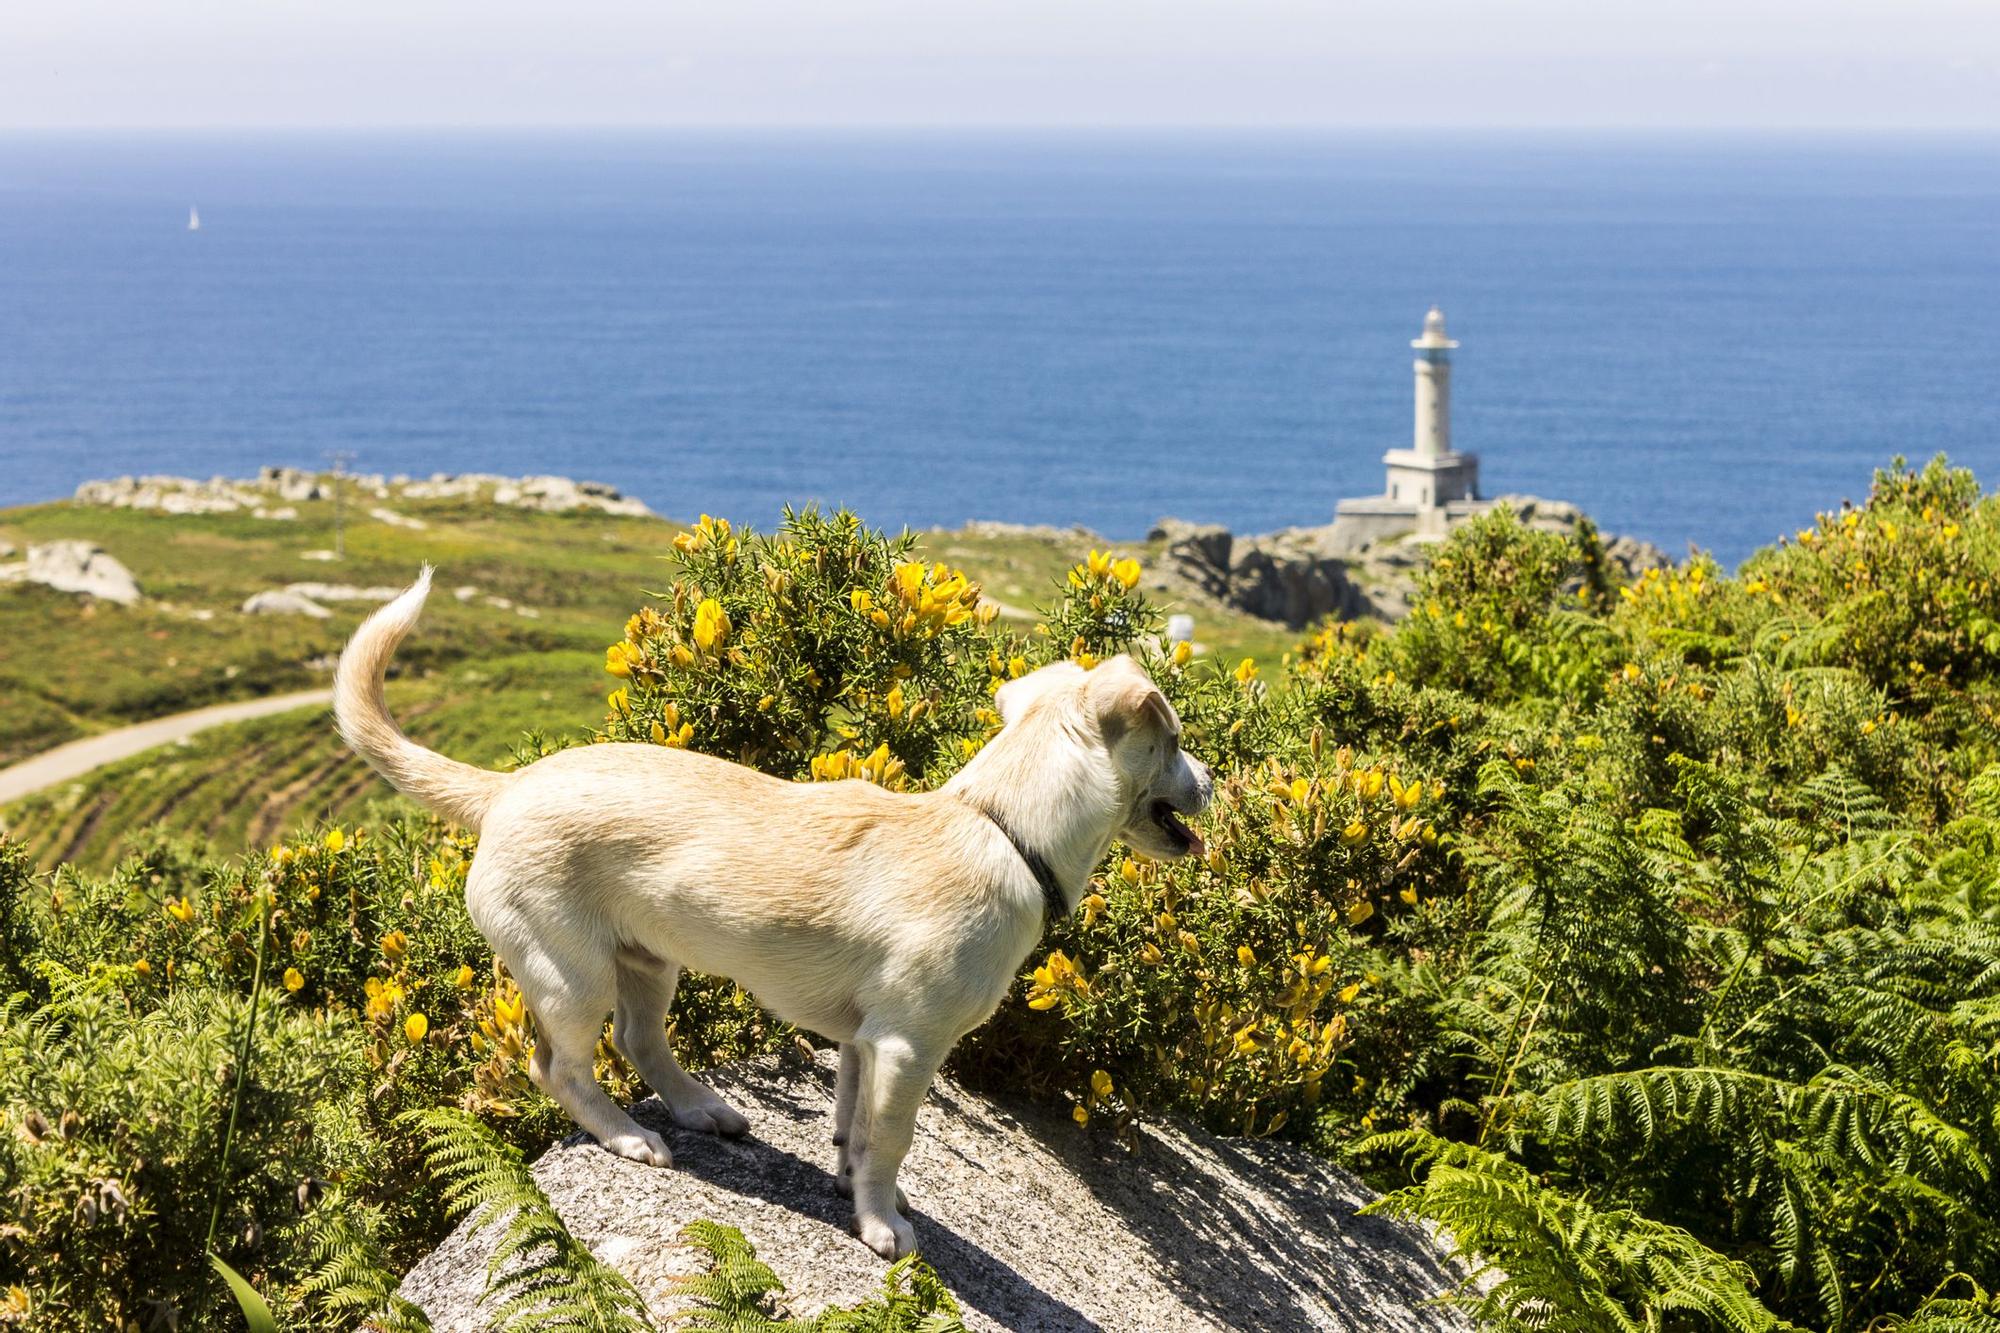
4;459;2000;1331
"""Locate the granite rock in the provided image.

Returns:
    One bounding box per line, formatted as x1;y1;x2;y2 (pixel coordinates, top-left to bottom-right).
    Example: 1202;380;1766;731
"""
398;1052;1472;1332
0;541;144;604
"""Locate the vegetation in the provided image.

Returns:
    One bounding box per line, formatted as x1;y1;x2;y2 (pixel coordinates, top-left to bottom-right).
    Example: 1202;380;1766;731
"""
3;457;1999;1330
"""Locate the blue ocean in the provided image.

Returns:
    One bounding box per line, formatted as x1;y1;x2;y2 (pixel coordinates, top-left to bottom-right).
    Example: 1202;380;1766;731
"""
1;132;1996;566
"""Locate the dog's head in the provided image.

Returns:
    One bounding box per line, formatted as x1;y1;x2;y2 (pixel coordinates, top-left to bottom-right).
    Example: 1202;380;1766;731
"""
995;656;1214;859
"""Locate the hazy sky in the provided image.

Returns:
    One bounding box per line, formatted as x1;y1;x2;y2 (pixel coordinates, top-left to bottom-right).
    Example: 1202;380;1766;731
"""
5;0;1996;131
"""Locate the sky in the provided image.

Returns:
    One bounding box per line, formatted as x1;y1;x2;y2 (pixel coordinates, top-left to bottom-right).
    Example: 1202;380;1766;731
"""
3;0;1996;131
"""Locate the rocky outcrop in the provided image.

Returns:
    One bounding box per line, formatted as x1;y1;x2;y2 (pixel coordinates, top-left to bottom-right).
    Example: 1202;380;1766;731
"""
490;475;653;517
240;589;331;618
398;1052;1471;1332
0;541;142;604
71;469;655;520
1150;520;1377;627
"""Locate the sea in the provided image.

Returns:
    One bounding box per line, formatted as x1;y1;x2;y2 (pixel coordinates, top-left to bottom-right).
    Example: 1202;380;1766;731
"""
1;131;1996;567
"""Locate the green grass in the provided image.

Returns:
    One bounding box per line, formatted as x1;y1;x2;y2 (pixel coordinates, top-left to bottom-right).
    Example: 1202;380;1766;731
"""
0;496;690;764
1;651;605;872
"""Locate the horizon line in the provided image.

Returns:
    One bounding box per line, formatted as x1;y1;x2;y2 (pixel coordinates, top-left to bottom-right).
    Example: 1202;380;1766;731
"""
4;122;1998;137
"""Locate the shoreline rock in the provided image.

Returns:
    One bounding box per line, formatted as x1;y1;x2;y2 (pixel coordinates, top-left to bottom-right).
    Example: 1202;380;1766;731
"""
397;1051;1471;1332
68;468;655;519
1150;497;1670;627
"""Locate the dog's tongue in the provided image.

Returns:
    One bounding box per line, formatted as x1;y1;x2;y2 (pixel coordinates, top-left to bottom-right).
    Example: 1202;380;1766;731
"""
1165;809;1206;858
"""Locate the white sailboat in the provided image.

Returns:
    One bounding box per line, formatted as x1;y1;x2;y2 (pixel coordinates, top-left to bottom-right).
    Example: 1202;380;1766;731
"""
187;206;201;232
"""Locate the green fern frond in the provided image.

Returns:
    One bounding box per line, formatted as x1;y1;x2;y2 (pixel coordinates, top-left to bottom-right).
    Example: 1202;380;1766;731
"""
401;1108;654;1333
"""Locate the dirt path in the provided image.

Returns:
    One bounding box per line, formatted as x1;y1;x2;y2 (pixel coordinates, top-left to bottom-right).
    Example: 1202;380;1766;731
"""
0;690;334;807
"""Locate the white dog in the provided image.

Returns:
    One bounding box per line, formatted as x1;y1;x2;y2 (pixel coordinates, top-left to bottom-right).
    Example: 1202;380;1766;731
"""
334;570;1212;1258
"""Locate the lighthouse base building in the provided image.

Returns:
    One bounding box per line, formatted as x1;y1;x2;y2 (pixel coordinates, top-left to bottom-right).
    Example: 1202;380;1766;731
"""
1330;306;1494;555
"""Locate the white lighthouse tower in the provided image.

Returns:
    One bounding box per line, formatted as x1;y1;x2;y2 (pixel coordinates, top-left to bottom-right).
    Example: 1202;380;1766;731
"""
1331;306;1487;550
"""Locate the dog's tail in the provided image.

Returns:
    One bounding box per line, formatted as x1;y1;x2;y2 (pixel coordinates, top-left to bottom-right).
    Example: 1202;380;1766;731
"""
333;568;507;830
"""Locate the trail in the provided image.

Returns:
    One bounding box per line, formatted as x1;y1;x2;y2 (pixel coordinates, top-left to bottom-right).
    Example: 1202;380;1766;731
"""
0;689;334;807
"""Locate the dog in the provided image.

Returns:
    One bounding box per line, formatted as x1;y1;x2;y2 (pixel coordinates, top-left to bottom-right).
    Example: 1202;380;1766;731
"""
333;569;1212;1258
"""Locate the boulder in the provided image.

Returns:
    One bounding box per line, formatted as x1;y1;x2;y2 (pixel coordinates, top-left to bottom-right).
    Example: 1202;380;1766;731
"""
398;1052;1471;1332
240;589;331;618
5;541;144;604
284;582;404;603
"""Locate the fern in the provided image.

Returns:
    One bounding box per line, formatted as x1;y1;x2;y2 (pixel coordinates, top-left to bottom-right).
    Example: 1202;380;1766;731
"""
1359;1129;1796;1333
401;1108;655;1332
672;1221;967;1333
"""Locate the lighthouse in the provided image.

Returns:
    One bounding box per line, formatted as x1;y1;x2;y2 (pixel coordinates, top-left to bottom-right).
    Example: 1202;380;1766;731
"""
1331;306;1487;550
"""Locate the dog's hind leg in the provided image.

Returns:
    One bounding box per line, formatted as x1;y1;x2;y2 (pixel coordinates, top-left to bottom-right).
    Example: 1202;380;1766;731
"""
847;1029;942;1259
832;1042;860;1192
611;948;750;1138
525;978;672;1168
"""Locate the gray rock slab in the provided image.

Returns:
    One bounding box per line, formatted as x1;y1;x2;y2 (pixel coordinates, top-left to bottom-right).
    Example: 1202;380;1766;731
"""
398;1052;1470;1332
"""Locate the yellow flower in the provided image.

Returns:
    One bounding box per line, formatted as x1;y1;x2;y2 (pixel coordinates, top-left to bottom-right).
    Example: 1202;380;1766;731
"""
1622;663;1642;682
132;958;151;977
1171;640;1192;667
669;644;695;667
1087;549;1112;578
1237;945;1257;967
405;1012;429;1043
165;897;194;924
1027;992;1060;1011
1786;705;1802;727
1138;942;1163;965
691;598;730;653
885;683;905;718
1347;900;1374;925
1398;887;1420;906
283;967;304;992
1073;1104;1090;1125
1337;982;1362;1003
324;828;345;853
604;642;634;676
1120;858;1140;885
1111;558;1142;590
3;1287;28;1318
1234;658;1259;684
606;687;629;713
454;964;476;990
1340;821;1368;847
1390;775;1422;810
849;588;873;613
1944;522;1962;540
382;930;408;960
1090;1069;1114;1100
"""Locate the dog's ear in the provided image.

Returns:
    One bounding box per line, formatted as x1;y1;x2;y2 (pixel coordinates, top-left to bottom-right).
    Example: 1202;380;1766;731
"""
995;660;1087;725
1086;657;1177;744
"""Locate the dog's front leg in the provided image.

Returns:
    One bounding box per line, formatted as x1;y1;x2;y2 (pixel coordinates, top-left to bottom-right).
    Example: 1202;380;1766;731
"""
848;1031;942;1260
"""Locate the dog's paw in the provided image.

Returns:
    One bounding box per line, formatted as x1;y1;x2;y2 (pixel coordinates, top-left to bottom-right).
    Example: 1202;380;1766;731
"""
672;1096;750;1139
854;1210;916;1261
602;1128;672;1168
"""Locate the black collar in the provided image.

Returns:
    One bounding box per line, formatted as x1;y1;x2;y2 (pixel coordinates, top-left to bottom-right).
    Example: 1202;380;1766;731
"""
962;799;1070;925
